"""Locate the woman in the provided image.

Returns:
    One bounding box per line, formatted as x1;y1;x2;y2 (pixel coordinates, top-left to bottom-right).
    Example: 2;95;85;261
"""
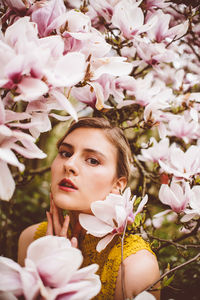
18;117;160;299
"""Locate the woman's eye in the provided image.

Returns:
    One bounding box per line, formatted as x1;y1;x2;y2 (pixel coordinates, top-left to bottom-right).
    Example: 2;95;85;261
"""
86;158;100;165
59;151;72;158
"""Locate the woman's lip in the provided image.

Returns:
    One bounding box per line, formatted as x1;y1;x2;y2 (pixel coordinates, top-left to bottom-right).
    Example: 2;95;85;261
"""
58;178;78;190
59;186;77;192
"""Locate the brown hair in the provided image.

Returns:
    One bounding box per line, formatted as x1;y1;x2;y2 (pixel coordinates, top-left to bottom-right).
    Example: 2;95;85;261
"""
57;117;132;180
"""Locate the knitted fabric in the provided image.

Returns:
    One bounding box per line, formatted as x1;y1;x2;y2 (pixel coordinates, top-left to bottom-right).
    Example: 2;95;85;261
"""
34;221;154;299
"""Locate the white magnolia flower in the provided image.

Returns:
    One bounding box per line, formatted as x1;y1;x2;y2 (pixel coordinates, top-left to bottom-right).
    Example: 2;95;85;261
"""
79;188;148;252
0;236;101;300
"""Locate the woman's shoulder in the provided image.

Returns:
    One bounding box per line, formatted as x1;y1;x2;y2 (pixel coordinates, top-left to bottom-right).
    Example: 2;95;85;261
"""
114;237;160;300
18;222;46;266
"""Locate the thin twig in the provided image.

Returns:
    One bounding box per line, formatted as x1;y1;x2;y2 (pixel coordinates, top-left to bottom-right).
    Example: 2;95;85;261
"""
121;218;128;300
157;219;200;251
148;234;200;249
146;252;200;292
133;154;160;184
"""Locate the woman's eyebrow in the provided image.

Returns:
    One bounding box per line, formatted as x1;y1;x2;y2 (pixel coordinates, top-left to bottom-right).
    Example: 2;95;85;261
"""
59;142;73;149
60;143;106;158
83;148;106;159
59;143;106;159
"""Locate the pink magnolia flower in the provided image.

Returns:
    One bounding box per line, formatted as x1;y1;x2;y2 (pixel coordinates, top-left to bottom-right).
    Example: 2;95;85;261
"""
147;10;188;42
181;185;200;222
31;0;67;37
159;181;190;213
0;100;46;200
111;0;156;39
0;236;101;300
66;28;111;58
167;115;198;143
4;0;33;12
23;95;76;138
0;125;46;201
135;39;176;65
132;72;173;107
147;210;177;229
89;0;115;23
79;188;148;252
159;145;200;179
1;17;87;101
0;18;49;100
138;137;170;163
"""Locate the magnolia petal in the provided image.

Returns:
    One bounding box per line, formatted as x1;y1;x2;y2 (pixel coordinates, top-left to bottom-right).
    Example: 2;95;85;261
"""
49;273;101;300
49;113;71;121
19;267;39;300
159;184;174;206
26;236;83;288
47;52;86;87
158;160;190;179
96;234;115;252
79;213;113;237
181;213;196;222
134;291;156;300
135;195;148;215
4;0;27;11
0;257;22;295
11;141;46;159
15;78;48;102
27;236;72;263
51;90;78;121
0;125;12;137
190;186;200;210
92;59;132;80
5;111;31;123
0;148;24;172
0;161;15;201
91;201;117;226
36;249;83;288
71;264;99;282
170;182;184;202
115;205;127;228
31;0;66;37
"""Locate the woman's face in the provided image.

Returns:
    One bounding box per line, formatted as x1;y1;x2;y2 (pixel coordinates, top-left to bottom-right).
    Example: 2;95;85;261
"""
51;127;125;213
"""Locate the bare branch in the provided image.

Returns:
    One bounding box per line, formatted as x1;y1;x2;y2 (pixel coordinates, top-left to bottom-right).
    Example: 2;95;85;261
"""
146;252;200;292
148;234;200;250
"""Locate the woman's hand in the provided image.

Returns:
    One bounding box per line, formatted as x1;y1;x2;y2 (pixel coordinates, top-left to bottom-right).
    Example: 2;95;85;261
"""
46;196;78;248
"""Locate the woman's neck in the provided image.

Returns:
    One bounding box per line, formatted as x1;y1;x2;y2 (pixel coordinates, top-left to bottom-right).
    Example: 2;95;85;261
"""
69;211;86;242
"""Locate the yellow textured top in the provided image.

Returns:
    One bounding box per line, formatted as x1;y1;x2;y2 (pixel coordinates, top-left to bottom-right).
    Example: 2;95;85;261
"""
34;222;154;299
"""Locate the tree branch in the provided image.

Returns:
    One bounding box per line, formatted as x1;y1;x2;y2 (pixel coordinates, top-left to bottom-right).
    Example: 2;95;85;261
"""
157;219;200;251
146;252;200;292
148;234;200;250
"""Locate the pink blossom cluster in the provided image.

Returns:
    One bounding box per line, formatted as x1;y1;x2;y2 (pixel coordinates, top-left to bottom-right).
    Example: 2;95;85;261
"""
0;235;101;300
0;0;200;229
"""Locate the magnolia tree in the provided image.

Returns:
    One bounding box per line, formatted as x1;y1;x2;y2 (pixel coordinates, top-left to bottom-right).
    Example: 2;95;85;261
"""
0;0;200;298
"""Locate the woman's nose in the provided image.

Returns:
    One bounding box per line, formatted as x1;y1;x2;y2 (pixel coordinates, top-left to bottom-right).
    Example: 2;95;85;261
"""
63;155;79;176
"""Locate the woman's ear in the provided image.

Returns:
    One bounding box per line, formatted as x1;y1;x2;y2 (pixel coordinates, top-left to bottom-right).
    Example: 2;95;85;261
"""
111;177;127;194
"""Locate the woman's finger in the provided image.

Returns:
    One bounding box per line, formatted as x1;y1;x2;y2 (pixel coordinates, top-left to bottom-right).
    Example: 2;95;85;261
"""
58;206;64;225
59;215;70;237
52;200;62;235
50;192;53;214
46;211;54;235
71;237;78;248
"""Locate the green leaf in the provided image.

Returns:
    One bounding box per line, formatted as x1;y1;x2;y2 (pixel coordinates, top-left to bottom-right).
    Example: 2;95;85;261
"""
162;274;175;287
134;197;141;206
134;213;142;227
